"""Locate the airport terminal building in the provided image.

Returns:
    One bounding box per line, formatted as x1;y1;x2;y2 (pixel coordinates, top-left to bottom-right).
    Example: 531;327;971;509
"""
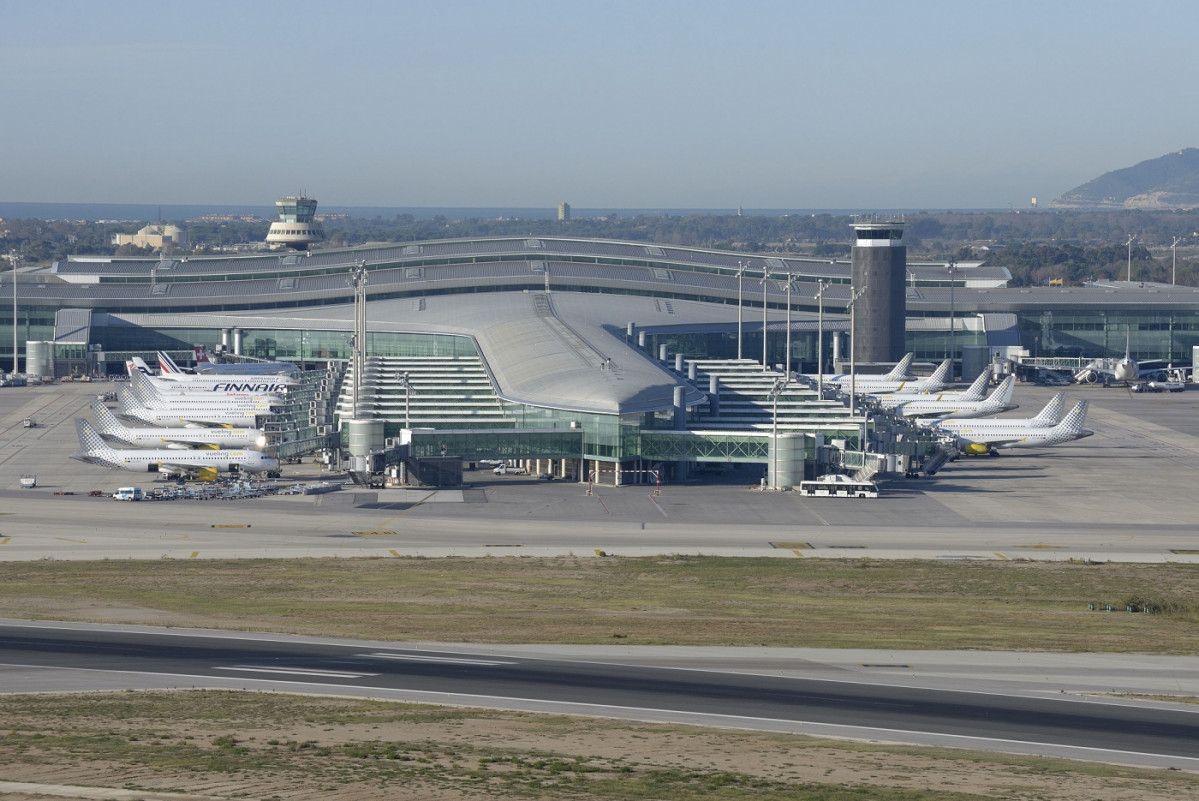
6;234;1199;482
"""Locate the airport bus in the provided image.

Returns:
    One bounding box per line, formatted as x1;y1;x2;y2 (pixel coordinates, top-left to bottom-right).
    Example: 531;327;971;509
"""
797;474;878;498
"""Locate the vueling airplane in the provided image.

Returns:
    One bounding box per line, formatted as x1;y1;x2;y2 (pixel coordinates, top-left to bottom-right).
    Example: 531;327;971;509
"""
71;419;279;480
936;399;1092;455
832;359;953;397
932;392;1066;436
92;399;267;450
870;368;992;408
814;352;916;385
128;359;292;396
892;375;1018;420
117;386;268;429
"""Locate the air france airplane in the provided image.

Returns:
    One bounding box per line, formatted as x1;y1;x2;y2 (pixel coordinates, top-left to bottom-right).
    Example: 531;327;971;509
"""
72;419;279;480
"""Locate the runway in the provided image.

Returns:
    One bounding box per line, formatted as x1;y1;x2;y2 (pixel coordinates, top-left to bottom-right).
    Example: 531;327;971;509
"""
3;620;1198;771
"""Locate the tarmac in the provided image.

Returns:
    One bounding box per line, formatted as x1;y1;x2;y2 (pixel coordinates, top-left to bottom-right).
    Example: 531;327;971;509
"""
3;378;1199;562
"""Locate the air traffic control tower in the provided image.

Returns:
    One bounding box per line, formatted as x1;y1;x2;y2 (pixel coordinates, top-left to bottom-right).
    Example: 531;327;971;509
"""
265;195;325;250
850;220;907;363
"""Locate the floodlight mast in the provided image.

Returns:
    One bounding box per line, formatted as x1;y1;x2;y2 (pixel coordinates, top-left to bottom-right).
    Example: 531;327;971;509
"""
9;251;18;375
1126;235;1135;283
847;285;867;417
735;261;746;360
814;279;831;397
760;270;769;371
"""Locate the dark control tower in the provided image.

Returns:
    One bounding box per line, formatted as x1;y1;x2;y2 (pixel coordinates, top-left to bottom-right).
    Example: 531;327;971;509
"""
850;220;907;363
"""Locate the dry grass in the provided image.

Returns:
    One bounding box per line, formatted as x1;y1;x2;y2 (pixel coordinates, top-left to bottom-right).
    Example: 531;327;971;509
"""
1;556;1197;652
0;690;1194;801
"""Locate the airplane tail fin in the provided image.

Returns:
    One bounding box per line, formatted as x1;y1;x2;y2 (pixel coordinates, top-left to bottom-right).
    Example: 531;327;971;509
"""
958;369;992;401
986;375;1016;408
884;353;914;381
128;371;164;407
91;399;125;436
1054;400;1090;438
194;345;212;365
130;357;155;376
75;418;114;453
1031;392;1066;426
914;359;951;391
157;350;187;375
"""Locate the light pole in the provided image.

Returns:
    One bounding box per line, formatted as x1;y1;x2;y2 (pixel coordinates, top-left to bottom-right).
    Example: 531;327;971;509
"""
760;270;769;371
1126;235;1135;282
735;261;746;360
1172;236;1185;286
814;279;830;397
847;285;867;417
768;376;786;490
9;251;18;375
784;273;797;381
399;371;411;429
947;259;957;381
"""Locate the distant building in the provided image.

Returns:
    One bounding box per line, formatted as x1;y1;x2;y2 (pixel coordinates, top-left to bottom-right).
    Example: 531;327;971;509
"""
265;195;325;250
111;224;187;252
558;202;571;221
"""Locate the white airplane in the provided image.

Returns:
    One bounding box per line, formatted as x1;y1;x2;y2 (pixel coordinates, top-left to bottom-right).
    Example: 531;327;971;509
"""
893;375;1018;420
92;399;267;450
833;359;953;396
932;392;1066;436
813;352;915;385
187;346;298;377
937;399;1092;455
1074;330;1171;385
129;358;294;395
870;368;992;408
126;370;283;410
72;419;279;480
117;386;270;429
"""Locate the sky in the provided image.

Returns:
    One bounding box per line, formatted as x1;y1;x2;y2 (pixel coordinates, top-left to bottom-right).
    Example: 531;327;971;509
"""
5;0;1199;210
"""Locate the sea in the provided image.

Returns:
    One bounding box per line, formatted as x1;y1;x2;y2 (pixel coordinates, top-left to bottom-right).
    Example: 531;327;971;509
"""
0;201;1007;222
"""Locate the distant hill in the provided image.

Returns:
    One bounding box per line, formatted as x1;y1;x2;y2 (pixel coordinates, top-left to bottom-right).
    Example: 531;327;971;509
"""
1054;148;1199;209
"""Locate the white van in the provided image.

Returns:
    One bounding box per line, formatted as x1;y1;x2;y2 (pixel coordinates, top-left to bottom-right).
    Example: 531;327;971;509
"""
112;487;144;501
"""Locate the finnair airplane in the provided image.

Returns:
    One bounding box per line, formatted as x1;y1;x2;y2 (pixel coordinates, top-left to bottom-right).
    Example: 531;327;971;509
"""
117;386;269;429
870;368;992;408
936;399;1092;455
126;370;283;410
189;346;298;376
892;375;1018;420
72;419;279;480
92;399;267;450
129;358;294;395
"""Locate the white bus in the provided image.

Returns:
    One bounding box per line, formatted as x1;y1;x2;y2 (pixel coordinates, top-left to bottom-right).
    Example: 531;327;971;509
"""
798;474;878;498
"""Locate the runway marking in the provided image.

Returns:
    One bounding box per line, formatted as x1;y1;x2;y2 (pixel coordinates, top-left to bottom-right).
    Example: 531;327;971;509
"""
0;538;9;545
353;530;397;537
770;541;813;549
360;652;517;666
1017;544;1065;549
389;549;402;557
792;550;805;558
55;537;86;544
211;524;251;529
994;552;1009;560
484;543;522;548
648;495;668;517
190;551;199;559
860;664;913;669
1171;549;1199;555
214;666;377;679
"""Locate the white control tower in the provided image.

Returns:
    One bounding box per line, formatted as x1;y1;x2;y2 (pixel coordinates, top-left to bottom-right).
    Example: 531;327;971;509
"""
265;195;325;250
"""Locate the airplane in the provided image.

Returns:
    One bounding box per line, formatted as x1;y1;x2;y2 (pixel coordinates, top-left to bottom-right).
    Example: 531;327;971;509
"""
891;375;1018;420
1074;330;1172;385
91;399;267;450
126;370;284;410
811;352;915;385
71;419;279;480
830;359;953;396
932;392;1066;435
869;368;992;408
131;357;295;394
936;399;1092;455
117;386;270;429
190;345;298;376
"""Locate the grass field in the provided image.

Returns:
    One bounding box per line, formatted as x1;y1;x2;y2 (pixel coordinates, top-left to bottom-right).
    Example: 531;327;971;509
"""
1;556;1197;652
0;690;1194;801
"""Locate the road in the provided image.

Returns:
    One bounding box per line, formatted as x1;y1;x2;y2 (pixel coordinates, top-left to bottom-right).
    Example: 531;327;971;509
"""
2;620;1198;771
